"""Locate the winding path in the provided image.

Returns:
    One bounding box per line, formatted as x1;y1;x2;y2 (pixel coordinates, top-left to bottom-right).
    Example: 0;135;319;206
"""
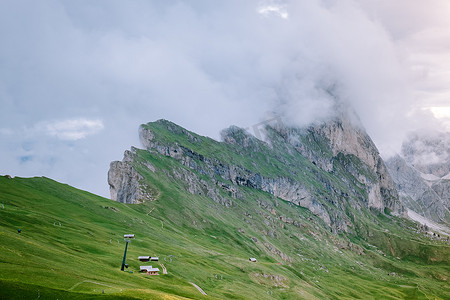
160;263;168;274
189;282;207;296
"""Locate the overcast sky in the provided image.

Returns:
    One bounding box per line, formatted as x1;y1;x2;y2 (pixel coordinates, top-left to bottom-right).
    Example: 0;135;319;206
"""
1;0;450;198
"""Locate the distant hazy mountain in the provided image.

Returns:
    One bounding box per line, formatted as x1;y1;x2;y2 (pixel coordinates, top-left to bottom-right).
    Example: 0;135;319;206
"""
386;131;450;225
402;131;450;177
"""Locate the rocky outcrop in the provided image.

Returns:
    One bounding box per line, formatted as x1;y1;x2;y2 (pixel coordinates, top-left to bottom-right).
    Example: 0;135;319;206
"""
263;242;293;263
276;115;403;215
108;149;156;204
386;155;448;222
172;167;233;207
251;273;289;288
108;160;142;204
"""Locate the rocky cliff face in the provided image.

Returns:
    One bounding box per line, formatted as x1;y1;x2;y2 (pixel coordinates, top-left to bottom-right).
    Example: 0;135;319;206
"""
108;117;404;232
108;149;157;204
386;155;449;222
386;131;450;225
278;116;402;213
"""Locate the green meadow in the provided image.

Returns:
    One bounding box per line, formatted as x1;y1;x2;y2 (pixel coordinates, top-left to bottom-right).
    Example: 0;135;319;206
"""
0;175;448;299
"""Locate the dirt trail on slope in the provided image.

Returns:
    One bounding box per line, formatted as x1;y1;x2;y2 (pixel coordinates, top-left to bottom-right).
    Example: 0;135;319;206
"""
189;282;207;296
160;263;167;274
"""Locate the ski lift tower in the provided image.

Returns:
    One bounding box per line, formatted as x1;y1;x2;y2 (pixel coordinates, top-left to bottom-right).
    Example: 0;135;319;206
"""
121;234;135;271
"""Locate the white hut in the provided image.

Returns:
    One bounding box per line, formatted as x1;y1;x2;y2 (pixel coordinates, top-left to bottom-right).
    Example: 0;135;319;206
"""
150;257;159;261
140;265;160;275
249;258;257;262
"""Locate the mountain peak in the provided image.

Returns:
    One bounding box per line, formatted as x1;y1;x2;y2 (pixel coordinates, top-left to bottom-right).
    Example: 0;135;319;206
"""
110;117;405;233
272;115;403;215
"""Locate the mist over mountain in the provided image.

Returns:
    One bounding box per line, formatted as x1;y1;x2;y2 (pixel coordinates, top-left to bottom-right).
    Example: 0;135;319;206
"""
401;131;450;178
1;1;450;198
386;131;450;226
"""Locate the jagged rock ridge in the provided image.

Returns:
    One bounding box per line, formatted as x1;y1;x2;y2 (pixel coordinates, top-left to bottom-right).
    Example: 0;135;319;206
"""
109;117;404;232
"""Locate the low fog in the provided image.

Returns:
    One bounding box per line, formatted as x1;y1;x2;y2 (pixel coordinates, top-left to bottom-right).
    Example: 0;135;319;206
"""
1;0;449;197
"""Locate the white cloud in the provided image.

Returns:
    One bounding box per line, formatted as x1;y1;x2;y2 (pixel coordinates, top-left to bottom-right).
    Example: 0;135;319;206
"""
359;0;450;108
426;107;450;131
42;118;104;141
257;3;289;19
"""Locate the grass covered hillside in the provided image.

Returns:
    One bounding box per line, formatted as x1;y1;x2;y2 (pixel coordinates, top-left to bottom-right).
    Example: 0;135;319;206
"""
1;119;449;299
0;172;449;299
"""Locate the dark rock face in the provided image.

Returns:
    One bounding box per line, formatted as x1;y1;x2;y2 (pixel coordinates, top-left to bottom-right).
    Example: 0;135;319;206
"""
109;117;404;231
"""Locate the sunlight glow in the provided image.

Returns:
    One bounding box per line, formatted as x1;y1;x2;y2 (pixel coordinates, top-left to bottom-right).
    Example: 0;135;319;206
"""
429;107;450;119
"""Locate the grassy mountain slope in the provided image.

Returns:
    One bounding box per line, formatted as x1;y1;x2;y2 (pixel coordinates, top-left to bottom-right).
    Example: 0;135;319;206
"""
0;172;448;299
1;119;449;299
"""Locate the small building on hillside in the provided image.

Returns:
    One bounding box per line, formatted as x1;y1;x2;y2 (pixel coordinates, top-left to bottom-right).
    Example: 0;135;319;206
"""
140;265;160;275
150;257;159;261
138;256;150;262
249;258;257;262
